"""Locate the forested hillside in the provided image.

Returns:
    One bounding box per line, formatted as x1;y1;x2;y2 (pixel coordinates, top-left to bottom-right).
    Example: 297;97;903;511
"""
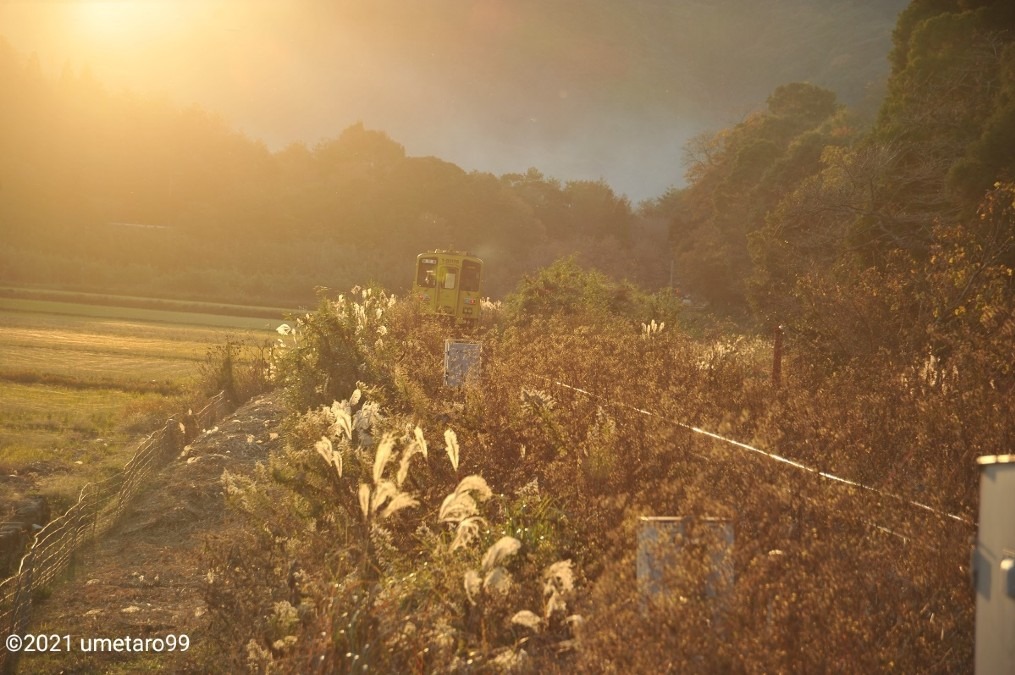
0;0;909;306
654;0;1015;360
2;0;1010;342
0;38;662;305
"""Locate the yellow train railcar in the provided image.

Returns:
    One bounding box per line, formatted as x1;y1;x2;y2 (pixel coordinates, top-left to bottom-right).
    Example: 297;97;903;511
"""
413;250;483;323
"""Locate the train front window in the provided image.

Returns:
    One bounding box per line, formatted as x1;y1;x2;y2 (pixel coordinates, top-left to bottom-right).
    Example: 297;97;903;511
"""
461;260;481;292
417;259;437;287
444;269;458;289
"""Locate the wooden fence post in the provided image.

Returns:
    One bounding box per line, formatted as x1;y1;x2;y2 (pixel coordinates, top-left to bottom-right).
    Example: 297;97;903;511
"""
772;325;784;388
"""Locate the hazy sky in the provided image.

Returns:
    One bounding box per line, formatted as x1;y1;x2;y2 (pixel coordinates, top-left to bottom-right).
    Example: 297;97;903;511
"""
0;0;905;202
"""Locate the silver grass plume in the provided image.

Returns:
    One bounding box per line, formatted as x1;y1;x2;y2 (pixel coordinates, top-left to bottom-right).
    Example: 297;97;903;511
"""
439;475;492;524
314;436;342;478
444;428;460;472
511;610;543;632
372;433;396;485
482;536;521;573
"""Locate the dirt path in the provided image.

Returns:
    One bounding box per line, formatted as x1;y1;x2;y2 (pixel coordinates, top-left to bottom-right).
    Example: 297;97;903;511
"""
19;392;285;674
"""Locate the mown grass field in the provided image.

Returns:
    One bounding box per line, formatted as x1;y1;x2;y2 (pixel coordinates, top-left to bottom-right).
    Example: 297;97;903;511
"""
0;296;284;513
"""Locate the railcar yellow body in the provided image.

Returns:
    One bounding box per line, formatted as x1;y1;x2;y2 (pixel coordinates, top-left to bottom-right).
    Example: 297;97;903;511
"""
412;250;483;323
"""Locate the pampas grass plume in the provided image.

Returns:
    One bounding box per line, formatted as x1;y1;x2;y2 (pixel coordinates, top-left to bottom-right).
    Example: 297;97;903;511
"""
444;428;460;471
373;433;396;484
482;536;521;573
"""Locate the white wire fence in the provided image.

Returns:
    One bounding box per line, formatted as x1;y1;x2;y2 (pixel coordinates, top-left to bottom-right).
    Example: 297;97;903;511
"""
0;392;231;673
536;375;978;535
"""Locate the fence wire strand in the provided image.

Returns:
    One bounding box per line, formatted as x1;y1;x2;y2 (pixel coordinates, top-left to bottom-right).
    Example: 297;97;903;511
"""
539;377;976;529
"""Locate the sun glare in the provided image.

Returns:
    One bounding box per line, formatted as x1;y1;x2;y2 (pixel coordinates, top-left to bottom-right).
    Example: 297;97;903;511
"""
73;0;171;40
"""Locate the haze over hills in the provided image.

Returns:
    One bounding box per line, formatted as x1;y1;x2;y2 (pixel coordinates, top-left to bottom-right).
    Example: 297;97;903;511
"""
0;0;908;201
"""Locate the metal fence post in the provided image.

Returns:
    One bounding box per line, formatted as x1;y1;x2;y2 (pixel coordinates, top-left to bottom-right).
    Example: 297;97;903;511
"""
444;340;482;388
973;454;1015;674
637;516;734;623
